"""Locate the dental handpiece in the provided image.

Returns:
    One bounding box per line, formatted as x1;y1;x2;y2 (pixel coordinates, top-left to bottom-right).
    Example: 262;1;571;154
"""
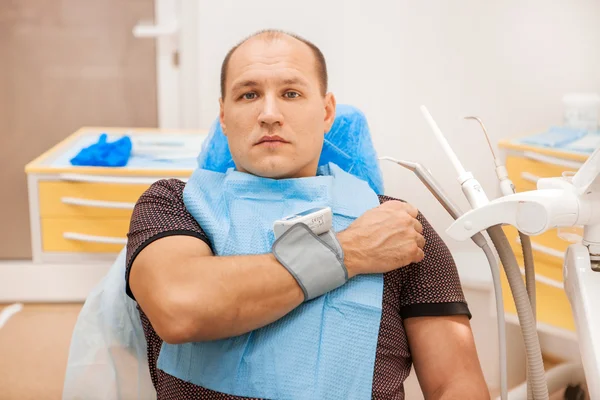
378;157;464;219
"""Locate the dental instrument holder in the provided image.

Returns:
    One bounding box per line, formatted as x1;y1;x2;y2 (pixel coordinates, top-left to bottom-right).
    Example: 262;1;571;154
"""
447;148;600;246
378;157;464;219
447;146;600;398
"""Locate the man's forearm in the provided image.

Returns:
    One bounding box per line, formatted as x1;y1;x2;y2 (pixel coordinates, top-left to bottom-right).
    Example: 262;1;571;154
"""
168;253;306;343
132;234;360;345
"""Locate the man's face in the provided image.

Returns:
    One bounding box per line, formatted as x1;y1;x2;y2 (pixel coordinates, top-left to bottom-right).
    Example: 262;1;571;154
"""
220;35;336;179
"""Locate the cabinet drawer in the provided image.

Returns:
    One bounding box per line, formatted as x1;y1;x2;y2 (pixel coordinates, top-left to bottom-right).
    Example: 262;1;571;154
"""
505;153;582;192
41;217;130;253
500;268;575;332
39;181;150;218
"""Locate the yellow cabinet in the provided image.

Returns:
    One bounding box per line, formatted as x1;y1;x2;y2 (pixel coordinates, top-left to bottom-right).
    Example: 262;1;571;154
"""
38;181;150;219
41;217;132;253
25;127;207;263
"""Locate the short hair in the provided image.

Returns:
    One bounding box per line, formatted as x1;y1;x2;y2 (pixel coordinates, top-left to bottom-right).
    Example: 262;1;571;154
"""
220;29;328;99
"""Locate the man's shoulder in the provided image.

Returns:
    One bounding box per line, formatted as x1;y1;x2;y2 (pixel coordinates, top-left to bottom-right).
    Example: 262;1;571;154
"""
377;195;405;205
142;178;187;199
376;195;434;235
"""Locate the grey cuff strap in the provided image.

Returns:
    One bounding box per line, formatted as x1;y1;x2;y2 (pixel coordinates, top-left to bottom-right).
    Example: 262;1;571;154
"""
272;223;348;301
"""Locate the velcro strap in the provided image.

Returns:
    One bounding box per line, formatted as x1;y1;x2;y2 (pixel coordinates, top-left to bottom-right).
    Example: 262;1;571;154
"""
272;223;348;301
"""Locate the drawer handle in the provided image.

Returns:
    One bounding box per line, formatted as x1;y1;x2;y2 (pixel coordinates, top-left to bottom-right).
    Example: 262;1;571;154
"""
58;173;188;185
521;172;540;183
61;197;135;210
63;232;127;245
516;236;565;259
523;151;583;170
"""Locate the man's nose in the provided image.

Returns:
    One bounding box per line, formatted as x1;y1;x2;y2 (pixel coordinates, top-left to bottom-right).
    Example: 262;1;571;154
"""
259;95;284;127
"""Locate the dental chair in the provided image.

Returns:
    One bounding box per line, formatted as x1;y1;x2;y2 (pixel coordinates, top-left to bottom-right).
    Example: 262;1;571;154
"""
62;104;387;400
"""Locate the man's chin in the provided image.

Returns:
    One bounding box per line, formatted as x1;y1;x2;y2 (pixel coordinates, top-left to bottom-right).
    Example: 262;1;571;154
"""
247;159;301;179
251;167;294;179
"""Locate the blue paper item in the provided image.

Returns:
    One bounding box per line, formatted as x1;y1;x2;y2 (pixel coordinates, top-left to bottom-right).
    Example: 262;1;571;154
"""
519;126;588;148
564;132;600;153
70;133;133;167
156;162;384;400
196;104;385;194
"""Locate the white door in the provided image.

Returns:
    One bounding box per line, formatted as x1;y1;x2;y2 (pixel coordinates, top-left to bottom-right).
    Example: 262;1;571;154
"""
133;0;201;129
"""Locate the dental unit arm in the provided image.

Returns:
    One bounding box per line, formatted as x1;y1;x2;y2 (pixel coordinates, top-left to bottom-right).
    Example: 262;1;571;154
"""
447;150;600;241
447;146;600;399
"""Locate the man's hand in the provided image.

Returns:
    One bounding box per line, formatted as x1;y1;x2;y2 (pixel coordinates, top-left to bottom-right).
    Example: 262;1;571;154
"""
337;200;425;277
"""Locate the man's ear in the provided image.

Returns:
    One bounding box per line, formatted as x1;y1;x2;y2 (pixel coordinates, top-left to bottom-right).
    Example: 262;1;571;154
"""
219;97;227;136
323;93;336;134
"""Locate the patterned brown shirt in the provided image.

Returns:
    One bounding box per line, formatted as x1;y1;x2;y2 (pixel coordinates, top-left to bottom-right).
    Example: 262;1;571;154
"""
125;179;471;399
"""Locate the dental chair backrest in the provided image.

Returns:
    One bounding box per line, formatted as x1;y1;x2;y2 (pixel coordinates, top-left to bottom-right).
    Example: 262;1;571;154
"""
197;104;385;194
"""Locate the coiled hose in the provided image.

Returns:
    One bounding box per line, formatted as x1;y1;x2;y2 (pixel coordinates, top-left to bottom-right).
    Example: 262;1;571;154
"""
519;232;537;400
487;225;549;400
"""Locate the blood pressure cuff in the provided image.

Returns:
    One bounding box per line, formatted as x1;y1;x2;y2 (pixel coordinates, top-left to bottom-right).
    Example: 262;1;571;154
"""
272;223;348;301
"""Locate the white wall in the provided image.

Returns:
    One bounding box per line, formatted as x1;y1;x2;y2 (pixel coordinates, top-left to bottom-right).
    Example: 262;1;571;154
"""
192;0;600;252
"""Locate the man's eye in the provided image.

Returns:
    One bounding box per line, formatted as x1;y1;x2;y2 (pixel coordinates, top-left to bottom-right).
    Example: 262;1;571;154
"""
242;92;257;100
284;91;300;99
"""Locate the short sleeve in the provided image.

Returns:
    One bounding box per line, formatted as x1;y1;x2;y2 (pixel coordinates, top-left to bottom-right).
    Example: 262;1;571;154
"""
378;196;471;320
125;179;212;300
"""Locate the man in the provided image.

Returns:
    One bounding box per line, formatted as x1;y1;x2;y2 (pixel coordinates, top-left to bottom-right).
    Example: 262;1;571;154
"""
126;30;489;399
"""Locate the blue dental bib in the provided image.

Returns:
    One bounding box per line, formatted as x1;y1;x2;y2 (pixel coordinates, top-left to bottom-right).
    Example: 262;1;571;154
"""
157;162;383;399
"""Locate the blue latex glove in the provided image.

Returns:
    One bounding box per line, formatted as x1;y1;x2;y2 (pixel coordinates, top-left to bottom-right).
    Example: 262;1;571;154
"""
70;134;132;167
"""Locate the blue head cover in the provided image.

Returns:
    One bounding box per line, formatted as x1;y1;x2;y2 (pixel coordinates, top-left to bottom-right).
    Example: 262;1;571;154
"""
196;104;385;194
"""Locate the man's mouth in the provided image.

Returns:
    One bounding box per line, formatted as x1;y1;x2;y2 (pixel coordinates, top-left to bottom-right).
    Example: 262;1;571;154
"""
256;135;289;145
